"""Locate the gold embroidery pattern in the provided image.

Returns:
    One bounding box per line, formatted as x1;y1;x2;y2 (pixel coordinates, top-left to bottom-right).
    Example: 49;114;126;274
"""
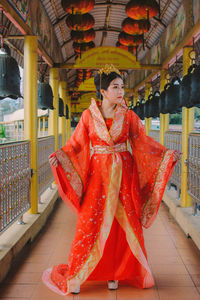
56;149;83;201
93;143;127;154
110;106;127;143
89;98;127;145
141;149;175;228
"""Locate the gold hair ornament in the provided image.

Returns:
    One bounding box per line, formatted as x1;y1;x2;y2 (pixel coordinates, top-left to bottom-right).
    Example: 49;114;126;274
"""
98;64;121;75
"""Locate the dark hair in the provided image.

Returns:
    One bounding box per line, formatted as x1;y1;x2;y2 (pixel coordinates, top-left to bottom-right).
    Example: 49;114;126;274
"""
94;72;122;100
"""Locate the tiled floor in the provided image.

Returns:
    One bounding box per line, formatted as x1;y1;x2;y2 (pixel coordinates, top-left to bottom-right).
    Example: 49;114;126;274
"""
1;200;200;299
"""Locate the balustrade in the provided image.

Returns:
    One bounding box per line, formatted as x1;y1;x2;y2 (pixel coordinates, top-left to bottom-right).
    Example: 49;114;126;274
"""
0;141;31;233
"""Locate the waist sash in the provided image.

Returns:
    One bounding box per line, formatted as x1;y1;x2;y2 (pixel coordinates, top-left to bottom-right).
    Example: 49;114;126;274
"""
93;142;127;154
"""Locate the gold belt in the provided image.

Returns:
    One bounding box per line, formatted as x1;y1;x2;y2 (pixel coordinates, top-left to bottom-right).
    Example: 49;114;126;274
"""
93;142;127;154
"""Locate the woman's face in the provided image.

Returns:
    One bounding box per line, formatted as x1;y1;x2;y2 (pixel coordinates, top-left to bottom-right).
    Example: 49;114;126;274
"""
101;77;124;105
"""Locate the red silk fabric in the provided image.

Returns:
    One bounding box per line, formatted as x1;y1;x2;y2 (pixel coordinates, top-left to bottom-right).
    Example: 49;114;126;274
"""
46;100;177;294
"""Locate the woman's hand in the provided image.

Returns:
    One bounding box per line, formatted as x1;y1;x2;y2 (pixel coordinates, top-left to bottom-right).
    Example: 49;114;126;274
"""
49;155;59;167
173;150;182;162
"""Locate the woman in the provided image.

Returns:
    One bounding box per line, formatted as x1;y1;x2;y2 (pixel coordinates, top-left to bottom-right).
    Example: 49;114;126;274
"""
42;64;181;296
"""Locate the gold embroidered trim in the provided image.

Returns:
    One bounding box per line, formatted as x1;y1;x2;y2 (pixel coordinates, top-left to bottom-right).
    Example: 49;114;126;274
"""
141;149;175;227
56;149;83;201
89;98;127;145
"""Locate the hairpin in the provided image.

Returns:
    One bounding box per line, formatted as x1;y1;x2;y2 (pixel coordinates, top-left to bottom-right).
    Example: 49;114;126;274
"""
98;64;121;75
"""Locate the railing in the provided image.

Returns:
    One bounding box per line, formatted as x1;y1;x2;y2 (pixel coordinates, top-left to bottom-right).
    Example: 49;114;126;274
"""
149;130;160;143
37;136;55;198
0;141;31;233
164;131;182;193
187;133;200;215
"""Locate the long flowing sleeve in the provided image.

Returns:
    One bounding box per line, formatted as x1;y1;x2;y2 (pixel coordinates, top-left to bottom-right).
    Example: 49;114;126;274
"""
128;110;177;228
51;110;90;215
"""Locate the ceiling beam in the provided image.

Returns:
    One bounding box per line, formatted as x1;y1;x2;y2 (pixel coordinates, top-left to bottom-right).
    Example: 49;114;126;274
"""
55;62;162;71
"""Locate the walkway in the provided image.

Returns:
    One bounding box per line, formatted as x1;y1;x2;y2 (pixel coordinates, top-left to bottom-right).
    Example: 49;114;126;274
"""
0;200;200;300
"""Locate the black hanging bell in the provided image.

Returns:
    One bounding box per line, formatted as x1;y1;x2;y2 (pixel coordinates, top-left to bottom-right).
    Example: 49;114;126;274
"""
149;91;160;118
38;80;54;110
65;104;69;119
159;84;169;114
144;94;152;118
0;45;22;100
165;77;181;114
133;99;145;120
190;64;200;108
179;65;195;108
59;98;65;117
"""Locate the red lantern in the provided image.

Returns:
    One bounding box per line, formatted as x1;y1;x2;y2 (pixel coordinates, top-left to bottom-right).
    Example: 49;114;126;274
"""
126;0;159;20
122;18;150;35
118;32;143;46
116;41;137;53
77;69;92;80
73;41;95;54
71;29;95;43
61;0;95;14
66;13;95;31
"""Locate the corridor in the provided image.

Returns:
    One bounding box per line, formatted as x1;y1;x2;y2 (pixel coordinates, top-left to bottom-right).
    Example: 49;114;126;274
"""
0;199;200;300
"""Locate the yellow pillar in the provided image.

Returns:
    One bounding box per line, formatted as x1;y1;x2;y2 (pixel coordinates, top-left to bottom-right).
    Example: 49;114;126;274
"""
59;81;67;146
66;92;71;139
48;68;59;150
159;69;169;145
145;83;151;136
133;91;138;106
181;46;194;207
24;35;38;214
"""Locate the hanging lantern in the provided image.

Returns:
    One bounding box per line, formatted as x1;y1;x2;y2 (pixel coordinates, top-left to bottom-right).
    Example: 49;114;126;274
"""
61;0;95;14
77;69;92;79
73;41;95;54
38;81;54;110
0;46;22;100
122;18;150;35
116;41;137;54
118;32;143;46
126;0;159;20
71;28;95;43
59;98;65;117
66;13;95;31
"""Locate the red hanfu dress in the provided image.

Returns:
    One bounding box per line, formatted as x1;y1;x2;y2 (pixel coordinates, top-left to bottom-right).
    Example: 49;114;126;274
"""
42;98;177;295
